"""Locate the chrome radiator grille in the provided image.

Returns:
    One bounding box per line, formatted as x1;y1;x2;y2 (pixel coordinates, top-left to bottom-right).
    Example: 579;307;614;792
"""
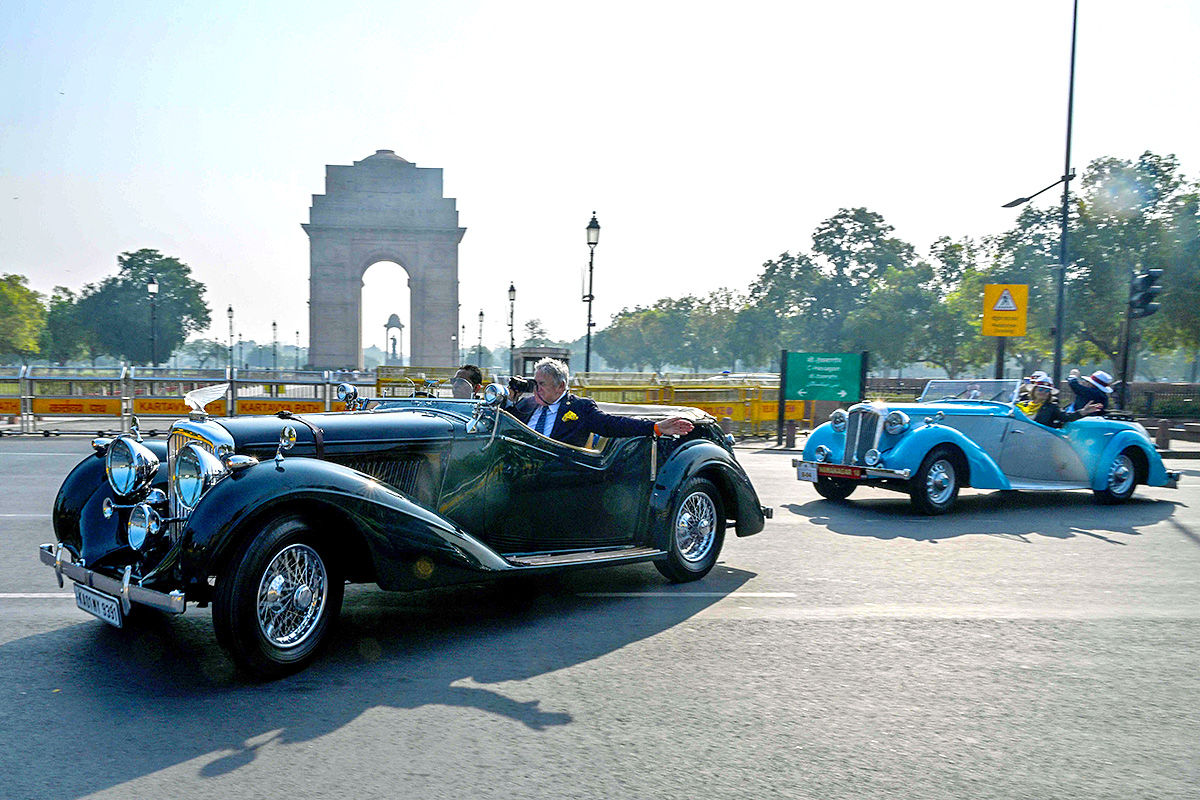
842;407;882;465
167;430;214;540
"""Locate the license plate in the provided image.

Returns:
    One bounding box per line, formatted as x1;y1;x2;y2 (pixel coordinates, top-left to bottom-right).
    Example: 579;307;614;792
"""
818;464;864;480
74;583;123;628
796;462;818;482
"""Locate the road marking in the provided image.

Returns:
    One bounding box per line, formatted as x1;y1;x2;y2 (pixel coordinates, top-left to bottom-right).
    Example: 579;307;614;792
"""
0;452;85;456
0;593;73;599
0;514;52;518
578;592;797;598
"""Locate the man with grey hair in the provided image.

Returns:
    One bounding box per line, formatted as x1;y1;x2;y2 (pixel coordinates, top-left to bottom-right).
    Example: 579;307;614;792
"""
508;357;693;447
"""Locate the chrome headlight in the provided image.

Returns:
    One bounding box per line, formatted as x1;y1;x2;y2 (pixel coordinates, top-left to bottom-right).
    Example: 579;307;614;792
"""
864;448;881;467
830;409;848;432
172;443;229;509
105;436;160;497
814;445;831;463
884;410;911;435
127;503;162;551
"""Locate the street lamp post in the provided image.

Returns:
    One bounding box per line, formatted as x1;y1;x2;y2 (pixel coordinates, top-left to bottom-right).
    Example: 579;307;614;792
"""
272;321;278;371
508;283;516;377
477;310;484;366
1001;0;1078;387
226;305;234;372
147;275;159;368
295;330;300;370
583;213;601;373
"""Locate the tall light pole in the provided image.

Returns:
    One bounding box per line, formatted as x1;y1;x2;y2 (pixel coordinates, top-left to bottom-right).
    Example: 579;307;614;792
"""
226;305;234;371
1001;0;1078;387
295;330;300;370
477;310;485;366
508;283;517;376
237;333;243;370
272;320;278;371
147;275;159;368
584;212;601;373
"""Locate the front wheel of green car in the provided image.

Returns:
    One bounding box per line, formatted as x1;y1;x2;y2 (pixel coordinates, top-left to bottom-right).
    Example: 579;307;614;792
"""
212;515;343;680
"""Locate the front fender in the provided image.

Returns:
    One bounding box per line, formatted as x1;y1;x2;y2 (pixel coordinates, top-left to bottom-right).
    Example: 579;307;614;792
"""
802;423;842;461
883;424;1011;490
173;457;510;592
651;440;766;542
1092;430;1169;489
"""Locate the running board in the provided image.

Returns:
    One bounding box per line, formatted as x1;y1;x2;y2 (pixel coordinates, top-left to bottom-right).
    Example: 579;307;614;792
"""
505;546;665;568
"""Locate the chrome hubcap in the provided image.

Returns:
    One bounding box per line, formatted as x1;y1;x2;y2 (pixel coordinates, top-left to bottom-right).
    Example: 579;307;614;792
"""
1108;454;1135;495
925;460;956;505
675;491;717;564
257;543;327;649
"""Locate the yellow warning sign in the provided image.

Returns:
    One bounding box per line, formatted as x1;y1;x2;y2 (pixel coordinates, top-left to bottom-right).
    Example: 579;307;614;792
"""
982;284;1028;337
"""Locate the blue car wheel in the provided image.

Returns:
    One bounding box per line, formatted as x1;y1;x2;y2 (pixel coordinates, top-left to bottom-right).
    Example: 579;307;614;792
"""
910;446;961;515
1094;449;1137;505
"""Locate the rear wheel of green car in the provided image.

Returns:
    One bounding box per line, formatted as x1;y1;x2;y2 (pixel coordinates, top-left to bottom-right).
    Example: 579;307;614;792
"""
656;477;726;583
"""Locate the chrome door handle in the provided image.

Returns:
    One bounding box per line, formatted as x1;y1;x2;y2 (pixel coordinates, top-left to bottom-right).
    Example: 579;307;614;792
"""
1010;429;1024;435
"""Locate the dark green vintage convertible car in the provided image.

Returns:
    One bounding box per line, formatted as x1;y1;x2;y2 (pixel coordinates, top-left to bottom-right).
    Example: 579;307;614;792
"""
40;383;770;678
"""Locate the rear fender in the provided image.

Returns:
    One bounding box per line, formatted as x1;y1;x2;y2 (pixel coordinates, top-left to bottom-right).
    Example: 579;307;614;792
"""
651;440;766;542
176;458;510;591
884;424;1010;489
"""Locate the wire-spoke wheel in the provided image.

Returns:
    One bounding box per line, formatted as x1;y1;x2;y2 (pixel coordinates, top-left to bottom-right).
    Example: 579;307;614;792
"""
657;477;725;583
1094;449;1138;505
214;516;343;679
910;447;961;515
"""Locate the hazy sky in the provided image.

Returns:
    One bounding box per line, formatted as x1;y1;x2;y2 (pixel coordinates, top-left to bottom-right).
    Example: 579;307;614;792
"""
3;1;1198;358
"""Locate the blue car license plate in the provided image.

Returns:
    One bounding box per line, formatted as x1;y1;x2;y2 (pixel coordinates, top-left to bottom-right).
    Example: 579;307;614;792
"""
73;583;122;628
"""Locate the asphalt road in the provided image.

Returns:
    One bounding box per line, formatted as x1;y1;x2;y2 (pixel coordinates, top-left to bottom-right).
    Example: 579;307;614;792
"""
1;436;1197;800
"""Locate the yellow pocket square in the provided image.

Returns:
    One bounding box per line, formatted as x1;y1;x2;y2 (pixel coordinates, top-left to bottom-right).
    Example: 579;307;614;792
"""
563;410;579;421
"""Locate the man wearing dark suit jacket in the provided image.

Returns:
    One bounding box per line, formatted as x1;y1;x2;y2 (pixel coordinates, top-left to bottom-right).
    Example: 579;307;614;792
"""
509;358;693;448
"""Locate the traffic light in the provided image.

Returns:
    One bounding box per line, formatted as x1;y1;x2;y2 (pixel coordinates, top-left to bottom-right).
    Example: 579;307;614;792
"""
1129;269;1163;319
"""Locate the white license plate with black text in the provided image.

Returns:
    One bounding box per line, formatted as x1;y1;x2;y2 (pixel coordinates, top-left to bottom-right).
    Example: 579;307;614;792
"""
796;462;818;482
74;583;122;627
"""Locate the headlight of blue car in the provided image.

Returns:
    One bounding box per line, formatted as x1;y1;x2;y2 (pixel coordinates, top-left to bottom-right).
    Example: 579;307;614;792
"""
172;443;229;509
884;410;911;435
105;436;160;497
830;409;848;432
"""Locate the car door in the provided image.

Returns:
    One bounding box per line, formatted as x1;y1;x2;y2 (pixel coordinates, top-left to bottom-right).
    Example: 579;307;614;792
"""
998;411;1090;486
482;412;654;554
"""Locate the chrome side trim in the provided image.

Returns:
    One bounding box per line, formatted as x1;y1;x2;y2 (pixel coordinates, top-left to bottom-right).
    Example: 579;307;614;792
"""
39;544;186;614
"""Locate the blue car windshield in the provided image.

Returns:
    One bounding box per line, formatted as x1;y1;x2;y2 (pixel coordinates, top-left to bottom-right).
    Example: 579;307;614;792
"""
918;380;1020;403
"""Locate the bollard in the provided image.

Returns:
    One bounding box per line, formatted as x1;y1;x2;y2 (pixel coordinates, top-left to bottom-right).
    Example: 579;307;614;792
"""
1155;418;1172;450
785;420;796;449
720;416;733;435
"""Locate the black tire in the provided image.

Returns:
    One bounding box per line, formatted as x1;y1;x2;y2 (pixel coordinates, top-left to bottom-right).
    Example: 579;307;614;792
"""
909;446;961;516
1094;449;1138;505
212;515;343;679
656;477;726;583
815;477;857;501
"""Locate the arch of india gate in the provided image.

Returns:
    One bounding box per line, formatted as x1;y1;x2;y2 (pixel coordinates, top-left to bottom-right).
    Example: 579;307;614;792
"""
304;150;465;370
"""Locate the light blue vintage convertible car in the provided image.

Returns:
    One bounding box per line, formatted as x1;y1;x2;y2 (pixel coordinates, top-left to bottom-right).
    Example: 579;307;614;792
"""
793;379;1180;514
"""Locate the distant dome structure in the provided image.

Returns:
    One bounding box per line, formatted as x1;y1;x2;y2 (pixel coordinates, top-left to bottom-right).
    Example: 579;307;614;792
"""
362;149;410;163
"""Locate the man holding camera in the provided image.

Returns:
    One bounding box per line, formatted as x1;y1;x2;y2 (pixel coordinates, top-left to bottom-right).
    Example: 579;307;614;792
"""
508;358;693;448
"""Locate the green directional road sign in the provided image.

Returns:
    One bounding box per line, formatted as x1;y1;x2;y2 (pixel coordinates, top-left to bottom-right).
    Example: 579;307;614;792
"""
782;351;864;402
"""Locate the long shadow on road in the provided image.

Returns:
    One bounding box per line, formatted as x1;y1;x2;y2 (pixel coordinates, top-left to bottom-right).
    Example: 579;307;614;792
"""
2;565;753;800
782;490;1180;544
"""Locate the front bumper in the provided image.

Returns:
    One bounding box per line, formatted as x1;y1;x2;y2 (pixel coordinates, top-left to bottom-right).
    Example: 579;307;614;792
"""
39;543;186;615
792;459;912;481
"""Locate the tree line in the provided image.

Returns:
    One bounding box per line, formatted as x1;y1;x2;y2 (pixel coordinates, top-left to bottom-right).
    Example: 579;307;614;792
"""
593;152;1200;380
1;249;209;366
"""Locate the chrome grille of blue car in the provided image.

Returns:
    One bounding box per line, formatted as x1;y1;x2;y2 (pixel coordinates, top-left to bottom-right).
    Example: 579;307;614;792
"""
167;430;215;541
842;407;881;465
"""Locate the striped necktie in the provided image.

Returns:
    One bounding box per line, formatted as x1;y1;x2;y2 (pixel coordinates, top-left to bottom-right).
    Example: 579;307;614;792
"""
539;404;554;435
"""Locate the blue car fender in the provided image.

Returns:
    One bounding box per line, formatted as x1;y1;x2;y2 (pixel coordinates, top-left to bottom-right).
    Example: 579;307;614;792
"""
883;424;1011;490
1092;430;1169;490
802;423;843;462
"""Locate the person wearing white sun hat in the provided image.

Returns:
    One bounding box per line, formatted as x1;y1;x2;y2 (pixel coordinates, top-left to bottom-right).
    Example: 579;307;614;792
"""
1067;368;1114;413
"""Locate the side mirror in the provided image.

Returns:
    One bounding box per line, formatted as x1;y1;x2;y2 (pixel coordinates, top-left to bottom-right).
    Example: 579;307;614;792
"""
275;425;297;464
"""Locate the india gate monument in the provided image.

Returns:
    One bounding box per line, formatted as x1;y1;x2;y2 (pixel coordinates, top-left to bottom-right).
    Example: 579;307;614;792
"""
304;150;465;370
